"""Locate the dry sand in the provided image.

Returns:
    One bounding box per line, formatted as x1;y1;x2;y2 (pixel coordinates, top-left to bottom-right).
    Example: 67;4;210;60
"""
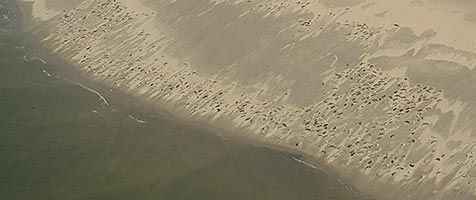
17;0;476;199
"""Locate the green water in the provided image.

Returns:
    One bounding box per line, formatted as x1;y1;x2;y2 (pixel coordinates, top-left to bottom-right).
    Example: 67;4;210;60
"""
0;3;370;200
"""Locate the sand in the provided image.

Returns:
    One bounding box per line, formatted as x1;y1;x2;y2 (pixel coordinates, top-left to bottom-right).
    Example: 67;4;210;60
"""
16;0;476;199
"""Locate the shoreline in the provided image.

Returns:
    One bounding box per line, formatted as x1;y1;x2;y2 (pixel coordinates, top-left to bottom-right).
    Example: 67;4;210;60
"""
1;28;372;200
7;1;426;199
11;20;375;200
13;0;476;199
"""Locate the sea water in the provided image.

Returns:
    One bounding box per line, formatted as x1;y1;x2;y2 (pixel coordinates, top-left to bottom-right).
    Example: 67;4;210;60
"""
0;2;370;200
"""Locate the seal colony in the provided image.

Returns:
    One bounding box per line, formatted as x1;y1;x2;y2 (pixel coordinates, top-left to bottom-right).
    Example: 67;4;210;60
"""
18;0;476;199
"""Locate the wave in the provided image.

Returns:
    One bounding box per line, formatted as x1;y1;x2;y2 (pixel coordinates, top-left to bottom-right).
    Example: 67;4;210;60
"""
291;155;368;198
22;55;47;65
290;155;318;170
128;114;146;124
65;79;117;112
337;178;367;198
217;133;229;140
42;69;51;77
34;57;47;64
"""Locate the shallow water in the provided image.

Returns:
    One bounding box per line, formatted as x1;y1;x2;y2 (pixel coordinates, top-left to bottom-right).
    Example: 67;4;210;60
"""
0;3;370;200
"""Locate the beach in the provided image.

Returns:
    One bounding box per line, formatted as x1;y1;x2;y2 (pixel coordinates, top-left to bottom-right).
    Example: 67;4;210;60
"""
0;4;370;199
12;0;476;199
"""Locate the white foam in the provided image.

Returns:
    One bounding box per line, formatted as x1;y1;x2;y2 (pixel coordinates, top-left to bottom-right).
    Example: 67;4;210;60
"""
22;55;46;65
65;79;117;112
292;157;367;198
42;69;51;77
128;114;146;124
34;57;47;64
217;133;229;140
291;155;318;169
